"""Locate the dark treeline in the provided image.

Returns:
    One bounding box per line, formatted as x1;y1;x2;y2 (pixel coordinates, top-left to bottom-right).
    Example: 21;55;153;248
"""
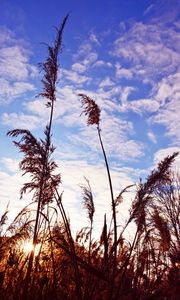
0;16;179;300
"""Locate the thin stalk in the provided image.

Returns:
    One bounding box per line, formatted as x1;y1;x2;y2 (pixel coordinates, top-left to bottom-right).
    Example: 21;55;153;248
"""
54;188;82;300
22;99;55;299
83;219;93;300
22;15;69;298
88;219;93;263
97;125;117;299
115;225;140;299
46;205;58;300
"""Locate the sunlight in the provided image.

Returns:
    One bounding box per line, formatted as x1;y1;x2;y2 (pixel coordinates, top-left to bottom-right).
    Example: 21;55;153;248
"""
22;241;41;256
23;241;33;253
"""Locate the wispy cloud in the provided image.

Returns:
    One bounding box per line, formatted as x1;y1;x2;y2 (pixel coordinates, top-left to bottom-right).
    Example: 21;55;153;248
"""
68;109;143;161
115;63;133;79
111;18;180;147
0;26;37;103
111;21;180;79
143;4;154;16
55;159;135;236
0;79;35;104
0;155;136;237
2;112;42;130
99;77;114;88
150;72;180;144
119;98;160;114
0;46;36;80
147;131;157;144
89;33;100;46
1;157;19;173
73;40;98;70
92;60;112;68
71;62;87;73
0;167;30;227
61;68;90;85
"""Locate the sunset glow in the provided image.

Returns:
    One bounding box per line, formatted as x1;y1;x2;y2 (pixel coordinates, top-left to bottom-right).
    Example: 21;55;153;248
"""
22;241;41;256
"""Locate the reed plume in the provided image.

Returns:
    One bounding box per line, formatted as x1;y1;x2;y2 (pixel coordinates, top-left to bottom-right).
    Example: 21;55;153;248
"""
7;15;69;300
79;93;117;299
80;177;95;224
79;93;100;127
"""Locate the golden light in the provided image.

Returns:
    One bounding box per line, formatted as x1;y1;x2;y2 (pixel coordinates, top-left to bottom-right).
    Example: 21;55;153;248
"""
22;241;41;256
23;242;33;253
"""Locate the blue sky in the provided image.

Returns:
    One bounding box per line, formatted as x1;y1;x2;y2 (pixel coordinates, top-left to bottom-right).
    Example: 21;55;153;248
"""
0;0;180;237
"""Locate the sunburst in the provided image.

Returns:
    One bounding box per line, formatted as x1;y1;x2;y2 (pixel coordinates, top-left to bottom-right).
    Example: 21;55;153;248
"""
22;241;41;256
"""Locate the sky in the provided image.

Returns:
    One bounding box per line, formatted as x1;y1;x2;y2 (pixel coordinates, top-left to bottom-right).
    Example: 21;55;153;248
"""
0;0;180;239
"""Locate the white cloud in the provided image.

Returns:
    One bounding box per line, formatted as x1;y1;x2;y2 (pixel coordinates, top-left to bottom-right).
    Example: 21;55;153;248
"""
24;98;48;117
70;110;143;161
115;63;133;79
155;72;180;104
24;85;83;129
1;157;19;173
147;131;157;144
2;112;41;130
0;27;37;103
151;99;180;144
0;79;35;103
54;84;120;126
75;43;92;58
0;26;14;45
0;46;29;80
56;159;135;237
77;85;121;113
71;62;86;74
120;98;160;114
144;4;154;15
83;52;98;66
72;37;99;76
89;33;100;46
73;41;98;67
61;68;90;85
93;60;112;68
117;68;180;146
0;168;30;228
0;28;38;80
99;77;114;88
120;86;136;106
0;155;136;239
111;21;180;78
150;72;180;143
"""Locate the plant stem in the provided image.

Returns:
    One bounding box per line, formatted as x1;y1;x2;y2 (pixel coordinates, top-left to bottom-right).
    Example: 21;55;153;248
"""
97;125;117;299
54;189;83;300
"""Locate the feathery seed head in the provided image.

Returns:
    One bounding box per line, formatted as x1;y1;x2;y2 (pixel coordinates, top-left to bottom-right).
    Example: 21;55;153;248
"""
80;177;95;223
78;93;101;126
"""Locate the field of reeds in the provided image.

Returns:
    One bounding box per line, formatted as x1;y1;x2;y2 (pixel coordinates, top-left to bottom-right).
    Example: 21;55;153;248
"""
0;16;179;300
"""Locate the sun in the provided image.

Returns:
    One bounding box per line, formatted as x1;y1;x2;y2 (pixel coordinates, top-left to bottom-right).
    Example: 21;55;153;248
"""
23;242;34;253
22;241;41;256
